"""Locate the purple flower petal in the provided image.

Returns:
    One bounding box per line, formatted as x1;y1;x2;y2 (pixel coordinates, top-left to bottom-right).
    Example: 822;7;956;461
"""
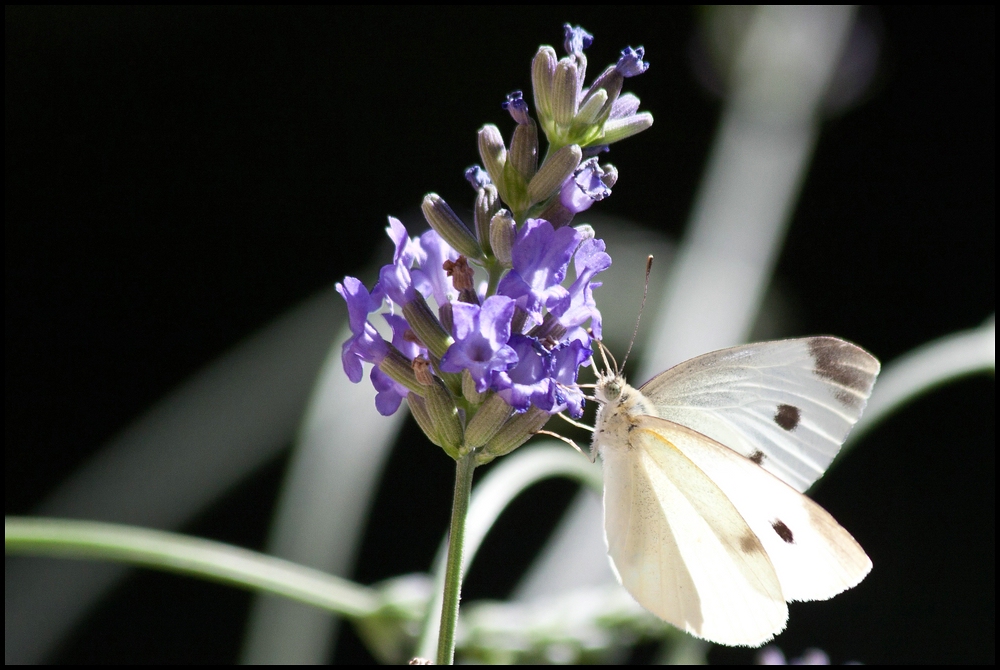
492;335;553;412
559;158;612;215
440;296;518;392
371;366;405;416
378;258;417;307
549;339;591;417
560;237;611;338
386;216;424;267
411;229;459;307
497;219;581;323
340;322;388;383
383;312;424;361
336;277;380;335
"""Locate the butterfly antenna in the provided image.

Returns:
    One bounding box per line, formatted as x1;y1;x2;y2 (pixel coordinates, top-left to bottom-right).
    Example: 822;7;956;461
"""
619;255;654;373
596;338;612;375
604;341;620;376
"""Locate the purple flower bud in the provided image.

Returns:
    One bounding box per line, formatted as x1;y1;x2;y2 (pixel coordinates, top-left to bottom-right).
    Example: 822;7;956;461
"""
502;91;531;125
616;46;649;78
559;157;612;215
439;296;519;392
465;165;492;190
563;24;593;56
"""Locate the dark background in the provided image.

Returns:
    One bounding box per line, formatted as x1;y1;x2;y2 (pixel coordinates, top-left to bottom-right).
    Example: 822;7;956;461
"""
6;6;994;664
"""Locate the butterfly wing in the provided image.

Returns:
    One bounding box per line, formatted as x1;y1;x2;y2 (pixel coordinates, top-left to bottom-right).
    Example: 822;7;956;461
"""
639;337;880;492
636;415;872;603
602;424;787;646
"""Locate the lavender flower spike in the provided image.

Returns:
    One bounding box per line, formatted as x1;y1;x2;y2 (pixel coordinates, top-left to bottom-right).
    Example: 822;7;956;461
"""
439;296;518;392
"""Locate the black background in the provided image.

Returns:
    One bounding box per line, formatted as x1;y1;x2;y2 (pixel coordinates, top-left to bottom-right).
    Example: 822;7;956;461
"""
6;6;994;664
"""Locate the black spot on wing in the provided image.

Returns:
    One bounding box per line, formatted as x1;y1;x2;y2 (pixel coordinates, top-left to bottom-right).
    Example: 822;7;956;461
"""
771;519;795;544
774;404;801;431
739;532;763;554
749;449;766;465
808;338;877;410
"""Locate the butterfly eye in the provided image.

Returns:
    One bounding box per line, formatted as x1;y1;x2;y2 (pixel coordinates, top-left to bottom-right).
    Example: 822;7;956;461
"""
605;380;622;401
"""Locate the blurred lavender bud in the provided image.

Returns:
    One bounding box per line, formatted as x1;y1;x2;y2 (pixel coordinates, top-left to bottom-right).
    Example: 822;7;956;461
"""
462;369;487;405
616;46;649;77
508;96;539;183
402;294;453;359
489;209;516;267
552;59;580;127
378;348;426;395
464;165;492;190
531;46;558;121
422;193;484;261
407;393;452;456
474;183;499;254
574;87;609;126
477;124;508;195
425;379;464;455
563;24;593;57
475;407;550;465
601;111;653;145
502;90;532;125
463;393;514;449
527;143;582;204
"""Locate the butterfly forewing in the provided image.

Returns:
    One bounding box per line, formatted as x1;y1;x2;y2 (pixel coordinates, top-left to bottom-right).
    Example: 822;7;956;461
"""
637;415;872;602
602;425;788;646
639;337;880;492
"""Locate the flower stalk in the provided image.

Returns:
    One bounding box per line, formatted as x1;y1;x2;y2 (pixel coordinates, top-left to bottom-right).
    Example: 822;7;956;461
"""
436;453;476;665
335;23;652;663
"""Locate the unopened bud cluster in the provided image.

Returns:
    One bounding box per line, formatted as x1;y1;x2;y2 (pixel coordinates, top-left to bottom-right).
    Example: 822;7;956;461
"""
337;25;652;463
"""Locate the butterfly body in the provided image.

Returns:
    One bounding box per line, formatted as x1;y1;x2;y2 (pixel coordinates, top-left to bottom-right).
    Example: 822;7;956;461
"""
590;337;879;647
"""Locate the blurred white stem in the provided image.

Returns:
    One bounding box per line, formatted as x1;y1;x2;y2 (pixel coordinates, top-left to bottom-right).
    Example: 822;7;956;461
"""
643;5;857;374
240;326;405;664
846;316;995;448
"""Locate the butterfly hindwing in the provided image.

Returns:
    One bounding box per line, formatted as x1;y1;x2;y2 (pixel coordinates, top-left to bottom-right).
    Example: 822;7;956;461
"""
639;337;880;492
602;424;787;646
637;415;872;602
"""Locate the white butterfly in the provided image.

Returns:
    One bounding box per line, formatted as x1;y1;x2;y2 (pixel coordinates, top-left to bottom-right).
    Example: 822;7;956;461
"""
590;336;879;647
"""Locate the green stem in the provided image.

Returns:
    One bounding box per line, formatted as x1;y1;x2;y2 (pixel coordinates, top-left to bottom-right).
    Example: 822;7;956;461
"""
436;453;476;665
4;516;378;618
485;261;503;298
